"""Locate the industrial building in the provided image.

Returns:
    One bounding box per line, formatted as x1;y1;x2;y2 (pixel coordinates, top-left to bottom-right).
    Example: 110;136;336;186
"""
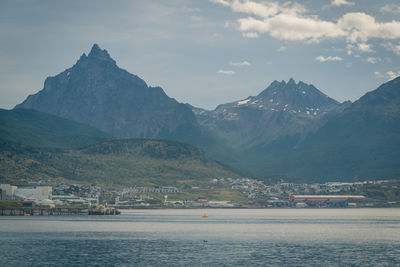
0;184;17;200
290;195;365;207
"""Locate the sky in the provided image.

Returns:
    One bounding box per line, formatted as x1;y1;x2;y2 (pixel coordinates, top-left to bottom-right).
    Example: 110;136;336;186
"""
1;0;400;110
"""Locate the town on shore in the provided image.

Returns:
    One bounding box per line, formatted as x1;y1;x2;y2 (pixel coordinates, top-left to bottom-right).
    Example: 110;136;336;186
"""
1;176;398;215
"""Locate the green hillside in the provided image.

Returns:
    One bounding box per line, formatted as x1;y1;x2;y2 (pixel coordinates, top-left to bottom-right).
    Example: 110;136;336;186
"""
0;108;110;149
0;138;240;186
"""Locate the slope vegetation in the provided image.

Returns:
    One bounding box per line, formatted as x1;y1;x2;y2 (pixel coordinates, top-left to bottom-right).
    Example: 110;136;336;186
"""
0;108;109;149
0;138;239;185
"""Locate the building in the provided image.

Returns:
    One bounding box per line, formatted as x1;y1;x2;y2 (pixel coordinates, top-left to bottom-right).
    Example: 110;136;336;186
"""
52;195;98;206
0;184;17;200
290;195;365;207
14;185;52;201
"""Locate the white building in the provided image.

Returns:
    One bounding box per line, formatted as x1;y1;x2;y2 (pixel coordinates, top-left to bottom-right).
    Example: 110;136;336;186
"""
0;184;17;200
14;185;52;201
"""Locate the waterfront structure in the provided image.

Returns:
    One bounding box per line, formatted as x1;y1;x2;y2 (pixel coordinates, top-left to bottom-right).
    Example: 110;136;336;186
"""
290;195;365;207
52;195;98;206
0;184;17;200
290;195;366;202
14;185;52;201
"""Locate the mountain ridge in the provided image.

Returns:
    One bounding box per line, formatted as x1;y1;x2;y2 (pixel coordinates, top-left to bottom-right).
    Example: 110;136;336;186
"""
0;108;110;149
263;76;400;181
16;44;199;140
191;78;344;150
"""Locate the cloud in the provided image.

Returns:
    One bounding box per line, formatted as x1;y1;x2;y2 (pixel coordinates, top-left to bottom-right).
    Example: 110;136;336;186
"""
242;32;259;38
337;12;400;43
210;0;230;7
383;42;400;55
315;55;343;62
380;4;400;14
330;0;355;7
357;43;373;53
366;57;380;64
230;61;251;66
217;69;236;75
374;70;400;80
237;13;345;43
387;71;400;80
211;0;400;55
277;46;287;52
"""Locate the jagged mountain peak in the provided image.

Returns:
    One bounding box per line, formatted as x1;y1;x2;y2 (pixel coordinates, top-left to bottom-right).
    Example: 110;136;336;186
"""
15;44;201;141
88;43;112;60
258;79;319;97
287;77;296;85
73;43;117;67
244;79;339;111
192;78;343;150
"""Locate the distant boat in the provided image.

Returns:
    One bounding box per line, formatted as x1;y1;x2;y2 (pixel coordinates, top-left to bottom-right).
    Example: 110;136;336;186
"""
202;214;208;218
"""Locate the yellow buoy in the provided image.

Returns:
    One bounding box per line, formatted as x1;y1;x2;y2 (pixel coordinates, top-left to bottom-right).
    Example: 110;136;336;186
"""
201;214;208;218
24;213;30;216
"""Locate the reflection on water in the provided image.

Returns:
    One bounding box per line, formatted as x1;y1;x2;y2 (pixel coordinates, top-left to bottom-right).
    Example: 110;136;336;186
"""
1;209;399;266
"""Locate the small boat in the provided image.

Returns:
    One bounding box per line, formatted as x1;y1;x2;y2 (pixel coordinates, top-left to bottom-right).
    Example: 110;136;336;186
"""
201;213;208;218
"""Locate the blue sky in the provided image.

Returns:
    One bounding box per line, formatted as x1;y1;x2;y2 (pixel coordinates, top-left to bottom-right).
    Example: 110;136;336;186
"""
1;0;400;110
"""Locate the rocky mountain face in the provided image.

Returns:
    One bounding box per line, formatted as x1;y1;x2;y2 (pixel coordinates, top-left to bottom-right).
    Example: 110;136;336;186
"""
192;78;346;151
16;44;202;144
272;76;400;181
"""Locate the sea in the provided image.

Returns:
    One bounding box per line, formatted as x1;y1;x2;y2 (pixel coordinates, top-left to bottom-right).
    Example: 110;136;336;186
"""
0;208;399;266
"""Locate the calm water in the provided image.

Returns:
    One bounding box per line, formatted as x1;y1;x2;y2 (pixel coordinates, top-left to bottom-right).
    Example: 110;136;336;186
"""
0;208;399;266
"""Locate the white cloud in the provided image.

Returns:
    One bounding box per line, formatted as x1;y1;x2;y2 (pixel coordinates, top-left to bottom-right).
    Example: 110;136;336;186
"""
277;46;287;52
387;71;400;80
230;61;251;66
331;0;355;7
210;0;230;7
238;14;345;42
346;43;373;54
337;12;400;43
374;70;400;80
217;69;236;75
211;0;400;55
380;4;400;14
242;32;259;38
357;43;373;53
366;57;380;64
229;0;306;19
383;42;400;55
315;55;343;62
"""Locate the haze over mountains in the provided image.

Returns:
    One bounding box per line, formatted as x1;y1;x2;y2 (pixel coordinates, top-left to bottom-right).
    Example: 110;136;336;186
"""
10;44;400;183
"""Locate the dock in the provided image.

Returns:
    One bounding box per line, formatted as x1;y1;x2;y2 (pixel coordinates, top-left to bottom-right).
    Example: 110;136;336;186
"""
88;205;120;215
0;206;87;216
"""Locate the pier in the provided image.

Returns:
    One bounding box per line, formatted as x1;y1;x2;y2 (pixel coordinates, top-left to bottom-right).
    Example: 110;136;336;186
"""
88;205;120;215
0;206;87;216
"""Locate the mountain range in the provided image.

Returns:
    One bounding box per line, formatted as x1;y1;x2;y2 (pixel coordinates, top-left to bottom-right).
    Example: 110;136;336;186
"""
10;44;400;183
